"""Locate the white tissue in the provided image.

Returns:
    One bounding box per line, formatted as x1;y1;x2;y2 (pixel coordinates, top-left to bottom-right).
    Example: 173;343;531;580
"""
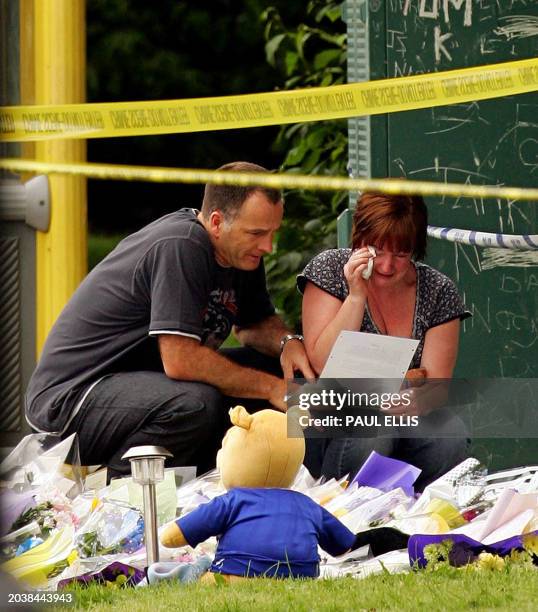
361;246;376;280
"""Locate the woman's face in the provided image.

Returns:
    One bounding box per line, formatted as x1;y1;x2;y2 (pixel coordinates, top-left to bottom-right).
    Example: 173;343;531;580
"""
362;240;413;286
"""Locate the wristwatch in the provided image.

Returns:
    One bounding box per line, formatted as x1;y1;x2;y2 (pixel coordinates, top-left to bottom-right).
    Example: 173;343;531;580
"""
280;333;304;353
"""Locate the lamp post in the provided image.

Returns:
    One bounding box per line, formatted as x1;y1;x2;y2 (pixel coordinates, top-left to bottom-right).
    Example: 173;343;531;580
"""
121;445;173;566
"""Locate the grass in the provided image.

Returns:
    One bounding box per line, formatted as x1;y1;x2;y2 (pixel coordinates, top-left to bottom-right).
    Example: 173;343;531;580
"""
51;566;538;611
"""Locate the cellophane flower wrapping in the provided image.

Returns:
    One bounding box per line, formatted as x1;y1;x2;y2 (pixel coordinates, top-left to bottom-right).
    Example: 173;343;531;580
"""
74;499;144;558
0;434;83;562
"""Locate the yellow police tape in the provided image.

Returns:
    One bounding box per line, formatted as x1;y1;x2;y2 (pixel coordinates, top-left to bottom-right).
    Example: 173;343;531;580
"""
1;57;537;142
2;158;538;202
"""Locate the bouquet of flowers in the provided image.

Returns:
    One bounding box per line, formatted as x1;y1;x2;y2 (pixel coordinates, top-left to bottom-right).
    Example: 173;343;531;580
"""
75;499;144;558
5;488;79;537
0;487;80;563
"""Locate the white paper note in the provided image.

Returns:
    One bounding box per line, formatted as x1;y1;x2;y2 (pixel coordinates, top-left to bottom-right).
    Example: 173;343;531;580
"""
320;331;419;381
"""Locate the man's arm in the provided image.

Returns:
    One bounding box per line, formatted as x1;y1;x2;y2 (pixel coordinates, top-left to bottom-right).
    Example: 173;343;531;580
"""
234;314;288;356
158;334;287;411
234;315;315;380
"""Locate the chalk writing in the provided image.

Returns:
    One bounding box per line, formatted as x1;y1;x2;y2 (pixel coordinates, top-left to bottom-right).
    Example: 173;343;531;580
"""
435;25;454;62
481;249;538;270
519;137;538;169
495;15;538;40
443;0;473;26
403;0;472;25
496;310;530;332
498;355;533;377
454;242;482;283
426;102;490;135
462;295;491;334
383;0;538;377
393;61;415;77
499;273;538;293
387;29;408;55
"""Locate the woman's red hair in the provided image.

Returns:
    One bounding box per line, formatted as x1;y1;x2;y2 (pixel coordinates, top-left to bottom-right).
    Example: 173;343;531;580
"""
351;192;428;260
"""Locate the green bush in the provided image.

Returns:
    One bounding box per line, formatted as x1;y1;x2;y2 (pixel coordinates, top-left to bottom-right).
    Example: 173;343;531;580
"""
262;1;348;329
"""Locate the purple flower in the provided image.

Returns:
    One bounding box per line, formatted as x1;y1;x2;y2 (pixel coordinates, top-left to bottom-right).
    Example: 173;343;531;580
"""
448;541;477;567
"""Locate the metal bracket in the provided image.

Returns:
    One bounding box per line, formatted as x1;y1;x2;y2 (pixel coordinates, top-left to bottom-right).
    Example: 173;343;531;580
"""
0;173;50;231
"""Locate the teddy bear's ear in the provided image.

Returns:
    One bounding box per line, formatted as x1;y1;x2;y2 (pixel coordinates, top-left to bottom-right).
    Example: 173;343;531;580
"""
229;405;253;429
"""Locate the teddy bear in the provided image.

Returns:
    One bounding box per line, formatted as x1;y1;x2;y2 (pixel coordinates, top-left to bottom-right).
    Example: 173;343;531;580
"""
159;405;357;581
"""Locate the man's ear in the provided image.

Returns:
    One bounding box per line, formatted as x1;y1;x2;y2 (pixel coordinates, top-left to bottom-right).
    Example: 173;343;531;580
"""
207;210;225;238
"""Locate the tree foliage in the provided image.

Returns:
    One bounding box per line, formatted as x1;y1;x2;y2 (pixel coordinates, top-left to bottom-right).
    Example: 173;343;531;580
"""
262;1;348;328
86;0;302;232
86;2;349;330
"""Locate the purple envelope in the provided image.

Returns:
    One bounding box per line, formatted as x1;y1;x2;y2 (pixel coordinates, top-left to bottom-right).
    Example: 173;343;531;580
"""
58;561;146;589
350;451;421;496
408;530;538;568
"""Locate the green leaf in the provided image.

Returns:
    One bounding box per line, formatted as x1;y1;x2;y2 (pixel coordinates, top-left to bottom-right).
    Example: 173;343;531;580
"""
284;50;299;76
279;251;303;272
285;140;308;166
313;49;342;70
306;130;325;149
304;219;323;232
317;30;346;46
265;33;286;67
320;73;333;87
313;2;343;24
326;5;343;23
302;149;322;173
295;27;312;60
284;75;303;89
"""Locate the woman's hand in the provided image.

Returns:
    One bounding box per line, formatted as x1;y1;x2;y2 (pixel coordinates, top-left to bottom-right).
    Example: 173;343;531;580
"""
384;380;451;416
343;247;374;299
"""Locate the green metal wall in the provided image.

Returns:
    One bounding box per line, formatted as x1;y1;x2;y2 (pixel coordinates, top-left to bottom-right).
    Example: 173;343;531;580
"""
344;0;538;468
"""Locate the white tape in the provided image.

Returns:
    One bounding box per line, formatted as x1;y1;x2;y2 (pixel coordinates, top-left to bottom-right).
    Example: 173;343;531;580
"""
427;226;538;250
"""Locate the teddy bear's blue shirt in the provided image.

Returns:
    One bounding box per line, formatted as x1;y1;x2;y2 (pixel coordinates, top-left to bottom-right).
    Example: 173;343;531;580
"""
177;487;355;578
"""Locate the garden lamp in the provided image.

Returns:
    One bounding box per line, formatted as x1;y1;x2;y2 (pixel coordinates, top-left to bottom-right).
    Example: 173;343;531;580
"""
121;445;173;566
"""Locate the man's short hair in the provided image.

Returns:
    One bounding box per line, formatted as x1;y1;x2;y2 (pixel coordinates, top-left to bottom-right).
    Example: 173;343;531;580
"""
201;162;282;221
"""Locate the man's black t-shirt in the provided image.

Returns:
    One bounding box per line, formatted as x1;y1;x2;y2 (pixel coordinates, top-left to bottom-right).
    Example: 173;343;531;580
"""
26;209;275;433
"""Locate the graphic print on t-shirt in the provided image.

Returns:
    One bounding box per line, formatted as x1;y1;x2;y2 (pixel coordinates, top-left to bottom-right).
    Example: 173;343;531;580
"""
202;287;238;349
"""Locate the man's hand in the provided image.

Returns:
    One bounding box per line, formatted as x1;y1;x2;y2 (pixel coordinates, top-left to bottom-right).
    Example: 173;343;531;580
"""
280;338;316;381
